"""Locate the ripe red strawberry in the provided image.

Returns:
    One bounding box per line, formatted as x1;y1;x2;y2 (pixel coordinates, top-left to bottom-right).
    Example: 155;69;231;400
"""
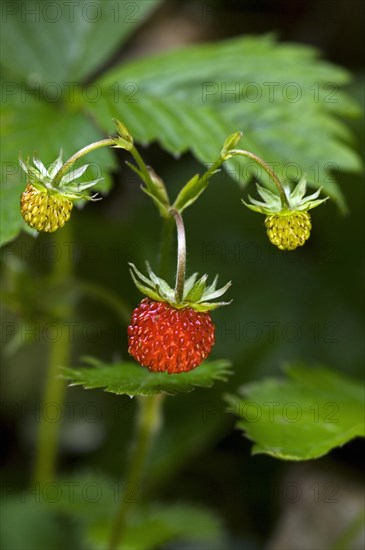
127;263;231;374
128;298;215;374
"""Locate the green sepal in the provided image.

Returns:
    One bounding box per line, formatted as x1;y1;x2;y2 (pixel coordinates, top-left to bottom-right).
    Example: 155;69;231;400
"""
147;167;170;209
200;280;232;302
19;152;105;202
173;174;201;213
145;262;175;300
191;300;232;312
129;267;164;303
221;131;243;159
243;177;329;216
112;118;134;150
129;263;231;311
47;151;63;178
61;164;90;184
204;274;218;295
125;161;145;181
185;274;208;302
256;183;282;206
183;272;199;295
290;175;307;202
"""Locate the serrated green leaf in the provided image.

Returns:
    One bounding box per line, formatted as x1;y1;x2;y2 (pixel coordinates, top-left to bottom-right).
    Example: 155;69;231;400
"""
226;365;365;460
62;359;232;397
0;0;162;82
93;34;361;213
2;31;362;246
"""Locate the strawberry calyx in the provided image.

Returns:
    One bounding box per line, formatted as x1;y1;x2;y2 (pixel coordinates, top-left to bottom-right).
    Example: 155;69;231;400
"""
19;151;102;202
129;262;232;312
242;177;328;251
242;176;328;216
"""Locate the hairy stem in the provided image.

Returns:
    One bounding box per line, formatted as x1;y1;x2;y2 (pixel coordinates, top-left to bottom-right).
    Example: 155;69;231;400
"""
108;395;164;550
169;209;186;303
230;149;290;208
52;138;116;187
108;154;174;547
33;223;73;484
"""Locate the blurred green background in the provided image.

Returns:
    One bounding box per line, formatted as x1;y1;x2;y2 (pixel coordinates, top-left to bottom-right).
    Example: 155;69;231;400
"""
1;1;364;549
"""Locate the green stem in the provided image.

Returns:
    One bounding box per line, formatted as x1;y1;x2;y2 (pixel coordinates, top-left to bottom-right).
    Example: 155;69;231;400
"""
230;149;290;208
129;146;155;191
200;155;226;184
33;223;73;484
169;209;186;303
129;145;170;213
108;394;164;550
52;138;116;187
108;151;175;548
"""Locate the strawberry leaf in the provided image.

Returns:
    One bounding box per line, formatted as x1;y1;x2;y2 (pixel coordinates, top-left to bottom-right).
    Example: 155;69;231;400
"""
95;35;362;212
226;364;365;460
62;359;232;397
0;0;162;82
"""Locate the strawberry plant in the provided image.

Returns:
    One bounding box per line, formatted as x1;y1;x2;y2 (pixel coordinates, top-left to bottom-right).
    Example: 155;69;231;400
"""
1;2;364;550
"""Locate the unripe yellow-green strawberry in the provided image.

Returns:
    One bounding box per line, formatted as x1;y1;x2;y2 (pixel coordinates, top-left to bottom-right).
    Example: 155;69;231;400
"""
20;184;73;233
265;211;312;251
19;152;102;233
243;177;328;251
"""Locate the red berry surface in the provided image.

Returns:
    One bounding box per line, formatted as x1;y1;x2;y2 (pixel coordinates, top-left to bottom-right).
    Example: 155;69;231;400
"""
128;298;215;374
